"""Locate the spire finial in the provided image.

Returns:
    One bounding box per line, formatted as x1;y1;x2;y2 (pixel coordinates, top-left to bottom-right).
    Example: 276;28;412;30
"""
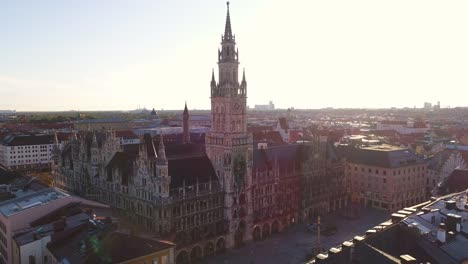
224;2;232;40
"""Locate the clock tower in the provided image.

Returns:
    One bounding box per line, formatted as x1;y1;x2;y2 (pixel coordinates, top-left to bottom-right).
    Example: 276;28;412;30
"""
206;2;253;248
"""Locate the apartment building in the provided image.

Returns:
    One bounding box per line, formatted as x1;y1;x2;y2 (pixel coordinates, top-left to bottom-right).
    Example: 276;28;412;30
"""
0;134;57;171
339;144;428;212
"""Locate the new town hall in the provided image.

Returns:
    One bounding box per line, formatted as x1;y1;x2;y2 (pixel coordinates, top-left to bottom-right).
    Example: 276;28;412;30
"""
53;3;347;264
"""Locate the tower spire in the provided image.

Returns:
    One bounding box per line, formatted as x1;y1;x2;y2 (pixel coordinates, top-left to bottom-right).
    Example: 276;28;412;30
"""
224;2;233;41
183;101;191;144
242;68;246;83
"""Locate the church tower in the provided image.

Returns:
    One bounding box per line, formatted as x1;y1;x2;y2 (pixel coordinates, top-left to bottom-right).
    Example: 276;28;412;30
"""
183;102;191;144
206;2;253;248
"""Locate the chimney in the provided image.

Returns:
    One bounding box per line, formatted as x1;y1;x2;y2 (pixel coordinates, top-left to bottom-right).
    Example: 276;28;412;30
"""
445;200;456;210
446;213;462;233
399;254;417;264
437;223;446;243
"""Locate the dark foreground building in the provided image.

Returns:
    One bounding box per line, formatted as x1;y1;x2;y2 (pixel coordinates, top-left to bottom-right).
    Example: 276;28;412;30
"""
305;190;468;264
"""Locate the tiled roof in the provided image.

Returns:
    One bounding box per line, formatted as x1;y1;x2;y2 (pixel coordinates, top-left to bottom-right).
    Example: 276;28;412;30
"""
438;169;468;194
253;144;309;173
169;155;218;189
115;130;138;139
252;131;285;145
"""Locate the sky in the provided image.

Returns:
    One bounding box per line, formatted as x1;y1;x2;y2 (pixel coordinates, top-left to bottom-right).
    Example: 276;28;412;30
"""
1;0;468;111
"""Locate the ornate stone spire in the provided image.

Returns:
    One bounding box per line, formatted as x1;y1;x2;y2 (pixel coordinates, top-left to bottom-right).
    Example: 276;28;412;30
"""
158;134;167;161
183;102;191;144
241;68;246;84
224;2;233;40
211;69;216;83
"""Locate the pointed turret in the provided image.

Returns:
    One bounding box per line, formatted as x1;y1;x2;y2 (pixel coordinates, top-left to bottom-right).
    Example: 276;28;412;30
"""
240;68;247;96
91;131;98;148
53;131;59;146
211;69;216;84
158;134;167;162
183;102;191;144
223;2;233;41
241;68;246;84
211;69;218;97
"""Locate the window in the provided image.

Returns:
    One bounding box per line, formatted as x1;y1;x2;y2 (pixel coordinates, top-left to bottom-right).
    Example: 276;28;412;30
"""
29;256;36;264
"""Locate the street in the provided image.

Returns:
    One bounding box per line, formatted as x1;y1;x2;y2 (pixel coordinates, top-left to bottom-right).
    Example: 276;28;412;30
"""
203;208;389;264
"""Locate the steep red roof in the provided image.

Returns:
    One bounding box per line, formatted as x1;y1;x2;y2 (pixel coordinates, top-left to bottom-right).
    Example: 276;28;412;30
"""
288;130;303;142
253;131;285;145
278;117;289;130
439;169;468;194
115;130;138;139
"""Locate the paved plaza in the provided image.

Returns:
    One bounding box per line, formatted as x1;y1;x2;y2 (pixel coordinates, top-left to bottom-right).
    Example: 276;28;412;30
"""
203;208;390;264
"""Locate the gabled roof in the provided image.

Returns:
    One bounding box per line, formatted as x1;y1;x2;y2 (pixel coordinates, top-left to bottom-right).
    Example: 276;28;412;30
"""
169;155;218;189
278;117;289;130
114;130;138;139
438;169;468;195
253;144;309;174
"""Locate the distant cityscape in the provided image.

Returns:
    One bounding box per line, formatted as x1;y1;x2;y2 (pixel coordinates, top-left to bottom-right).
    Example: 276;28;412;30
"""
1;2;468;264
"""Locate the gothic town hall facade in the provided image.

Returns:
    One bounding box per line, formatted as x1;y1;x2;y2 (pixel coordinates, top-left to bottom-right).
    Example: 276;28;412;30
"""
53;4;347;264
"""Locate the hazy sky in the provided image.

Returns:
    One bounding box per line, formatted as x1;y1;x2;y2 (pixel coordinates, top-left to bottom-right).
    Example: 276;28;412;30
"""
1;0;467;111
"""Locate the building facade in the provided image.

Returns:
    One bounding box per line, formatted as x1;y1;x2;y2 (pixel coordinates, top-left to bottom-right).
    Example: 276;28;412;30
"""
0;134;57;171
339;144;428;212
52;4;347;264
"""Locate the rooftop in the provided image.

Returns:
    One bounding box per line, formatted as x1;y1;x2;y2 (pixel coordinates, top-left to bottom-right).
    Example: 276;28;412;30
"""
0;188;69;217
305;191;468;264
337;144;426;168
2;133;54;146
359;144;406;152
14;212;90;246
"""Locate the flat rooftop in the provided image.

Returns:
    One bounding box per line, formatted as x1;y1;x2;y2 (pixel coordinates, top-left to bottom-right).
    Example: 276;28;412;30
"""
0;188;69;217
360;144;406;152
337;144;426;168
